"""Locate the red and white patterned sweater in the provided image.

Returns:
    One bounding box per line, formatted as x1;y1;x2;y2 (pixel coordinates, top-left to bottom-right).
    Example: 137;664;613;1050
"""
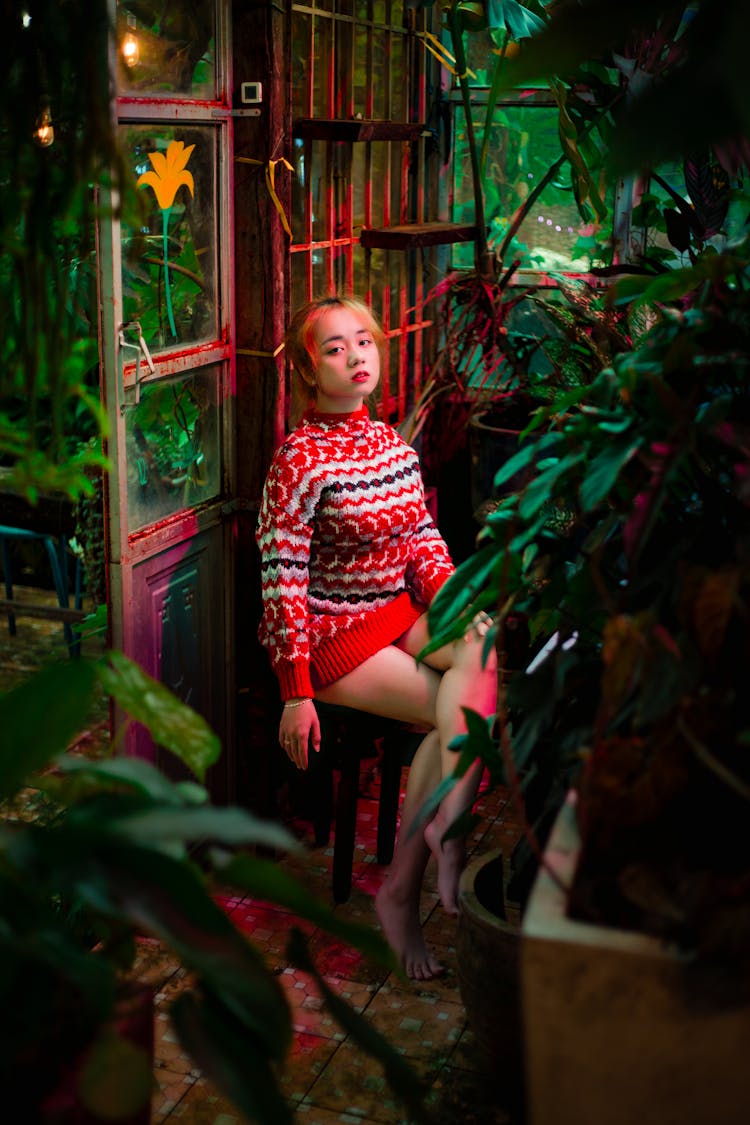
256;404;454;700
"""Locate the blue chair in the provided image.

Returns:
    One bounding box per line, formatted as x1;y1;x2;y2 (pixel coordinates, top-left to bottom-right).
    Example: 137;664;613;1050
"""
0;525;84;657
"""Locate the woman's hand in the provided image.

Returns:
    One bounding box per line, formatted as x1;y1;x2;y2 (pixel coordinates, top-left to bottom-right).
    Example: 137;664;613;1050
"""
279;698;321;769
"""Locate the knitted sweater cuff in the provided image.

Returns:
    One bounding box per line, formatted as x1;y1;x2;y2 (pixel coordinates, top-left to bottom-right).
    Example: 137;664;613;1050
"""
421;568;454;607
277;662;315;702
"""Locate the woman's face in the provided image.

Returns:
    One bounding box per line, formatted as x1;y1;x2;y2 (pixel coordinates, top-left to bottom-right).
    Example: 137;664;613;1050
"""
311;306;381;413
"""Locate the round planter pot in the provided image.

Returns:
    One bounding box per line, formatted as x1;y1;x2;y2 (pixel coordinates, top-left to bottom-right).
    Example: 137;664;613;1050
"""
468;409;530;515
522;793;750;1125
456;849;524;1111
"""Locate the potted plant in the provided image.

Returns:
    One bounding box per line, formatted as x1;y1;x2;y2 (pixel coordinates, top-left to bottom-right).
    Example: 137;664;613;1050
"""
1;651;425;1123
418;3;750;1116
425;231;750;1125
407;0;632;558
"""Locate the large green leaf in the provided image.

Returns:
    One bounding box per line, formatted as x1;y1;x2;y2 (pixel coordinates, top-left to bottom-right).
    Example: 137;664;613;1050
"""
494;431;560;489
97;651;221;782
493;0;676;88
78;1028;153;1121
58;754;209;805
0;659;98;800
108;805;300;854
60;842;292;1060
518;451;586;520
215;852;398;970
427;543;501;636
580;437;642;511
170;990;294;1125
287;929;429;1124
485;0;547;40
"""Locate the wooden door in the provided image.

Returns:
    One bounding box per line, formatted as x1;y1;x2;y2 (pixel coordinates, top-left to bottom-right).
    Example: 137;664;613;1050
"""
98;1;236;799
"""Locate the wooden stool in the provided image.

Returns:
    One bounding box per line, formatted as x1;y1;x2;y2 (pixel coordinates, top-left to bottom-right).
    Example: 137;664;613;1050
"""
305;702;421;903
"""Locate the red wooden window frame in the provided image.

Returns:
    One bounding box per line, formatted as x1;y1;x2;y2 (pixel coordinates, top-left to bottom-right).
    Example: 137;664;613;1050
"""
288;0;447;426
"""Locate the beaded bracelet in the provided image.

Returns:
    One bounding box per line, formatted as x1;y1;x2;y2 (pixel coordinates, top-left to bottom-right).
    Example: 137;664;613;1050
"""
284;698;312;709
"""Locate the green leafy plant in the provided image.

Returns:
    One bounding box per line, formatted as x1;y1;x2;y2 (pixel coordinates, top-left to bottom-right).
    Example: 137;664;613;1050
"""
408;0;628;497
0;0;134;503
0;654;425;1123
425;233;750;981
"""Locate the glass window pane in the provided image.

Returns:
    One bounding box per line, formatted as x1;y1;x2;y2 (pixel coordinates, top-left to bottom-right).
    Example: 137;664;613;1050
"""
352;146;367;229
336;21;355;115
313;15;334;117
310;143;328;244
291;13;311;119
452;105;613;271
291;252;309;312
116;2;216;98
291;137;308;241
354;26;370;117
353;245;367;299
370;145;387;228
125;367;222;531
312;248;329;295
635;158;748;265
122;125;219;352
390;36;406;120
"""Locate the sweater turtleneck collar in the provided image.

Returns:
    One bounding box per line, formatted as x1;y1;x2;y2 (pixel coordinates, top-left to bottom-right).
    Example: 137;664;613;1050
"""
303;403;370;427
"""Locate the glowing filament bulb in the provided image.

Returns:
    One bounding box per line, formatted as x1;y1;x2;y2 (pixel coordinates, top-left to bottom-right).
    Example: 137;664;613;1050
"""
33;107;54;148
122;14;139;68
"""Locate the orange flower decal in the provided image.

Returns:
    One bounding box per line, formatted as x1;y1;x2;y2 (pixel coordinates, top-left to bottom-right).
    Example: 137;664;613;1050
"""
137;140;195;209
136;140;196;340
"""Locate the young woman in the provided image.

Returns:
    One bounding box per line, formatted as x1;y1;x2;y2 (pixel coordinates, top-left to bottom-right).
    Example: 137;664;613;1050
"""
256;296;497;980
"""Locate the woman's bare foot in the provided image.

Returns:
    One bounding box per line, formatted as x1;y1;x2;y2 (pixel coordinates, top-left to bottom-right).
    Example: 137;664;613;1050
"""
424;816;466;915
375;882;444;980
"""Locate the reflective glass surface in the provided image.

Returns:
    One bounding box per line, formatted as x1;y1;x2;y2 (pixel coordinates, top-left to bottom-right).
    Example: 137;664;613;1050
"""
453;105;614;271
122;125;218;352
125;367;221;530
116;2;216;98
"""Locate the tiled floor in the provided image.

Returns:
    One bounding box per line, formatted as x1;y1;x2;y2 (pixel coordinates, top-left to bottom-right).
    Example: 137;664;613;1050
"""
1;590;524;1125
147;759;524;1125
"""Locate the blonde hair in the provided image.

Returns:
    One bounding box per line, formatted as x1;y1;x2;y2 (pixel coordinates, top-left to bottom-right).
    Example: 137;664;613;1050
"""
284;296;386;400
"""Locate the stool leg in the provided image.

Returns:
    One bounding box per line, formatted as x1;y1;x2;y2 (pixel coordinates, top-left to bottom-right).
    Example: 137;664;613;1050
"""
332;750;360;904
306;718;335;846
377;732;404;865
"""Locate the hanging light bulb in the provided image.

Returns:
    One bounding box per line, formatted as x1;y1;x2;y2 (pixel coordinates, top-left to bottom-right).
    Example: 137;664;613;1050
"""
121;13;140;68
33;105;54;148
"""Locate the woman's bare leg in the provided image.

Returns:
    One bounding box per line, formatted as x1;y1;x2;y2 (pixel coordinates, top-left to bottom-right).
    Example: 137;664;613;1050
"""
317;649;446;978
316;626;498;968
397;616;498;914
375;730;444;979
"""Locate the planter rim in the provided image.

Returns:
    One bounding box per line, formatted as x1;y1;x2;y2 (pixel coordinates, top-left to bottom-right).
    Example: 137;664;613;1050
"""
468;409;524;436
458;847;518;933
522;791;686;961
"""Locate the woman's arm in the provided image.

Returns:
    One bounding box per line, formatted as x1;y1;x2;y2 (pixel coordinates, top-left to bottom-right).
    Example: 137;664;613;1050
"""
257;444;323;766
405;478;455;606
256;442;318;700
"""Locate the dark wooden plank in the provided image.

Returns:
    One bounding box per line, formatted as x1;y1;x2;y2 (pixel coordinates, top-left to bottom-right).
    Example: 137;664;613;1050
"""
293;118;426;143
360;222;478;250
0;599;88;624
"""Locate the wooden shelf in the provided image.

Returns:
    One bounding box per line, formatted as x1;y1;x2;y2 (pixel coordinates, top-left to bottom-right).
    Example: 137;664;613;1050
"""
360;222;478;250
293;118;426;143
